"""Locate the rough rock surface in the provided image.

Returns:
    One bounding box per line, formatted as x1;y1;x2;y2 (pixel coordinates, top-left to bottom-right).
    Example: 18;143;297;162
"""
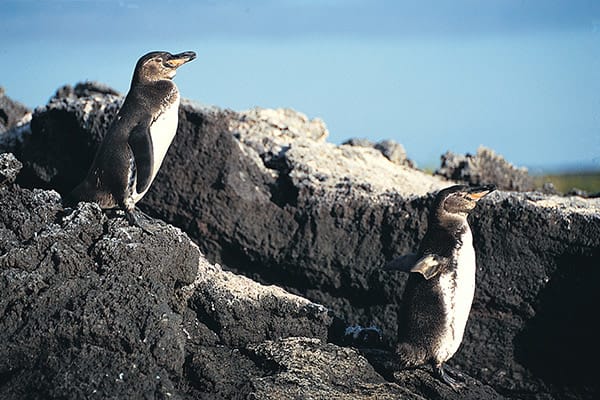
0;152;502;399
0;83;122;192
0;153;22;185
343;138;415;168
246;337;418;400
436;146;536;192
2;85;599;399
0;87;30;135
52;81;121;100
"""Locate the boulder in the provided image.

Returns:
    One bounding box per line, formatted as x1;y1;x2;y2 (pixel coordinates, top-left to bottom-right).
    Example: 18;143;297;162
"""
436;146;536;192
0;153;22;185
0;87;30;135
51;81;121;100
343;137;415;168
1;85;599;399
0;152;504;399
247;337;422;400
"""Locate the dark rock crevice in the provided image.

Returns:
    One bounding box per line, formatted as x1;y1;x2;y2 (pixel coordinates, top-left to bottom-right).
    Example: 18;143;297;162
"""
515;251;599;387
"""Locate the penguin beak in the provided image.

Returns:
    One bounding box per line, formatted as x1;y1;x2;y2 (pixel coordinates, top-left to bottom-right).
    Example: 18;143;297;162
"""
466;184;496;201
165;51;197;68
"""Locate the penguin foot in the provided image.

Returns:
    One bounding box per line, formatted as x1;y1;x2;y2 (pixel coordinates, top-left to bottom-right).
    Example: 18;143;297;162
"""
443;363;466;381
125;210;156;235
434;363;464;391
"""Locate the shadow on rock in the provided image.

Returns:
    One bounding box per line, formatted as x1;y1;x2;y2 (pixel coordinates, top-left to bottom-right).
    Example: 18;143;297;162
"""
515;251;600;398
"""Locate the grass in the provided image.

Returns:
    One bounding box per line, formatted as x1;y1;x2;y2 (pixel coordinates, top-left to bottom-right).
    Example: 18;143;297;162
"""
411;162;599;196
534;171;600;195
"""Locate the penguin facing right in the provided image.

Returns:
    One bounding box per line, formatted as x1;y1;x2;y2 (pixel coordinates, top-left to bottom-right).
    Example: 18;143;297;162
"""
68;50;196;229
384;184;495;389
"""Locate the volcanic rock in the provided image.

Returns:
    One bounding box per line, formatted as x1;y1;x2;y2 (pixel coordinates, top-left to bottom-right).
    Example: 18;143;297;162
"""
52;81;121;100
343;138;415;168
0;152;505;399
436;146;536;192
0;87;30;135
0;153;22;185
1;85;599;399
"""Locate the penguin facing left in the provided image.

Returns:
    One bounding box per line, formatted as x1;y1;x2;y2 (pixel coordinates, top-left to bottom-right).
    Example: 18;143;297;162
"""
384;184;495;389
69;50;196;229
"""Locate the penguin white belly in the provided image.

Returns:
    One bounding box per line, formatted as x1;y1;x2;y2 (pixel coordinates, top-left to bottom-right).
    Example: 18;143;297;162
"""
435;227;476;362
131;95;180;203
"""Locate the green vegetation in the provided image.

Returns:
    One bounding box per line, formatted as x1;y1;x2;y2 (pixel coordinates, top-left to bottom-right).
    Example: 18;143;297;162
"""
535;171;600;195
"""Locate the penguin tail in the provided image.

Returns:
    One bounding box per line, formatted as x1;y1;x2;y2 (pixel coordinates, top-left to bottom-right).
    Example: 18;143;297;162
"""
395;342;427;369
64;179;97;207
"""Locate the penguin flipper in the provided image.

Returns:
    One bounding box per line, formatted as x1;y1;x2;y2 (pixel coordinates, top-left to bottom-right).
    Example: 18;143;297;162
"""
383;253;419;272
128;120;154;194
410;254;448;280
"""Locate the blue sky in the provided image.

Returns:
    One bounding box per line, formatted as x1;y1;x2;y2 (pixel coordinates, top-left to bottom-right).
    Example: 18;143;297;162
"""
1;0;599;172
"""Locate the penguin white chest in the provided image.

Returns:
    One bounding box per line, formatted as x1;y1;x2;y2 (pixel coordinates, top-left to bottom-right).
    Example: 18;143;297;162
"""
436;227;476;362
149;95;180;176
131;94;180;203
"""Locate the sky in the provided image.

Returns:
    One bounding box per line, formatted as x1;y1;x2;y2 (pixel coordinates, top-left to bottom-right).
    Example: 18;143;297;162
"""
1;0;599;172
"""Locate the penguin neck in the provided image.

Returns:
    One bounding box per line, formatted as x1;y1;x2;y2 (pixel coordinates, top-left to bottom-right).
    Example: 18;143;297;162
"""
130;77;176;95
429;210;469;238
127;79;179;112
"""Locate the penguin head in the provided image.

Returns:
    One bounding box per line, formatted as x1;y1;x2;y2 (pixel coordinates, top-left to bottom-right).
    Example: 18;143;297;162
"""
133;51;197;84
434;184;496;220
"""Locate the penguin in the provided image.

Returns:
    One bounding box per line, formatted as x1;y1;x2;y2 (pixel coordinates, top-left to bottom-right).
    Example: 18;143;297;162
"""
69;50;196;229
384;184;495;389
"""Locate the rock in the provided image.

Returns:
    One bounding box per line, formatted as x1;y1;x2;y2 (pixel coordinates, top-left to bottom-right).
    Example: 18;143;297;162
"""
436;146;536;191
0;152;22;185
393;368;506;400
342;138;375;148
232;116;445;198
360;348;507;400
375;140;415;168
0;154;499;399
246;337;421;400
542;181;559;195
0;178;199;398
52;81;121;100
457;191;600;399
0;169;322;398
188;259;332;348
2;84;599;399
343;137;415;168
0;89;122;191
0;87;31;135
566;188;593;198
